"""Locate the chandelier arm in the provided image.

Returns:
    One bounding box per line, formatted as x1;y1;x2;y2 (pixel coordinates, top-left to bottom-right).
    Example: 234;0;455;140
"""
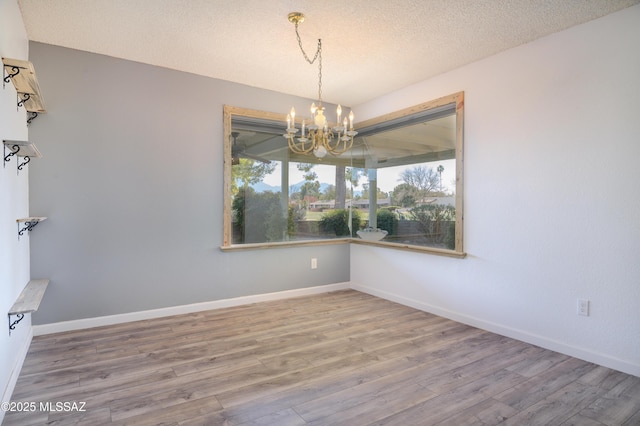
287;135;315;154
324;133;354;156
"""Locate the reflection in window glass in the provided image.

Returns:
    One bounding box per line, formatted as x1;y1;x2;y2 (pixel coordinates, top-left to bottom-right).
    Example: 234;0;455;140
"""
359;158;456;249
225;93;463;252
355;111;457;250
231;157;362;243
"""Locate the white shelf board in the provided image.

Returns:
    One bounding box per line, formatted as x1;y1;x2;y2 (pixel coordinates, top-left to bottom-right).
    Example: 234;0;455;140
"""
8;279;50;315
2;57;47;113
3;140;42;158
16;216;47;223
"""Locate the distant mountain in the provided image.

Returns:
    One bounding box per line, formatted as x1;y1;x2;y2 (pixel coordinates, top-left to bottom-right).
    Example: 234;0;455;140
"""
251;181;333;193
251;182;281;193
288;181;333;193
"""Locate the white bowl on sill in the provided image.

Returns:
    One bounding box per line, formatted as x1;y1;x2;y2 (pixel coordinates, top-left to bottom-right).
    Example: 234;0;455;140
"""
356;228;388;241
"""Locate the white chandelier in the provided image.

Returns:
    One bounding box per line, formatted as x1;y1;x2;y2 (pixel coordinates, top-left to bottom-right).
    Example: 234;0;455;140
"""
284;12;357;158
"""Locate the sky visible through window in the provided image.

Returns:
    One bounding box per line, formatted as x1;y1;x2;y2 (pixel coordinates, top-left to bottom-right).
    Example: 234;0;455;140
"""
260;159;456;195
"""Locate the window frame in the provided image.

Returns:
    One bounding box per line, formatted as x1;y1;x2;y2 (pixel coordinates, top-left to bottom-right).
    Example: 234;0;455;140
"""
221;91;465;258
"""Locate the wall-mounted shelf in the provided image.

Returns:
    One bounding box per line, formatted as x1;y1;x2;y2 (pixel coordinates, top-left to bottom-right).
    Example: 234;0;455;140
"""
3;140;42;174
8;279;49;335
16;217;47;239
2;57;47;124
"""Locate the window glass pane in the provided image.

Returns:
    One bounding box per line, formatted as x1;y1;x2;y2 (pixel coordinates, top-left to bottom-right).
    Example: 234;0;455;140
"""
230;121;358;244
224;92;463;253
354;112;457;249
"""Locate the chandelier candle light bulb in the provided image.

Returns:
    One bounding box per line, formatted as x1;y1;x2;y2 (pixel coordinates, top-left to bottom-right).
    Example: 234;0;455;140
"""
316;106;326;128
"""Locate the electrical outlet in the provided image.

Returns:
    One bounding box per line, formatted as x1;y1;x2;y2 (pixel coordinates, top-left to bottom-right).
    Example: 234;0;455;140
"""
311;258;318;269
577;299;589;316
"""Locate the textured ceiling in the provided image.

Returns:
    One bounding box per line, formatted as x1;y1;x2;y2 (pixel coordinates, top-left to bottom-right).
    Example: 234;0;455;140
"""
17;0;640;106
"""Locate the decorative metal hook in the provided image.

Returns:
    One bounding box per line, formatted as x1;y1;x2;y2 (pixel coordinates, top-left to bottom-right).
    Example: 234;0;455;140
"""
3;66;20;84
8;313;25;335
27;112;39;125
3;143;20;166
17;92;31;109
18;220;39;237
18;223;29;237
17;155;31;171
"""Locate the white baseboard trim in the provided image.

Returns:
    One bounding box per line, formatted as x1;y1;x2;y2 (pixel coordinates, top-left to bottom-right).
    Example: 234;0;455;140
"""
1;327;33;423
350;282;640;378
33;282;351;336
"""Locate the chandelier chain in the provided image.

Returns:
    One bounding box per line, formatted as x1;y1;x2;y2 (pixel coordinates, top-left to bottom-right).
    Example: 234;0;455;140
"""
294;22;323;105
318;44;322;105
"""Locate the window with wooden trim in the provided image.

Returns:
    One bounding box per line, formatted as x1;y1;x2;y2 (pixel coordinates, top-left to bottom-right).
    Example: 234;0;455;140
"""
222;92;464;257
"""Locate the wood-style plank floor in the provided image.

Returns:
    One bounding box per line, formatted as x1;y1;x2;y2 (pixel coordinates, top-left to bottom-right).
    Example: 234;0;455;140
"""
4;290;640;425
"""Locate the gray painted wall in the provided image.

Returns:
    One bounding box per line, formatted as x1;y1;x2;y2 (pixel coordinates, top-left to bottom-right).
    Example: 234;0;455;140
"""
28;42;349;324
